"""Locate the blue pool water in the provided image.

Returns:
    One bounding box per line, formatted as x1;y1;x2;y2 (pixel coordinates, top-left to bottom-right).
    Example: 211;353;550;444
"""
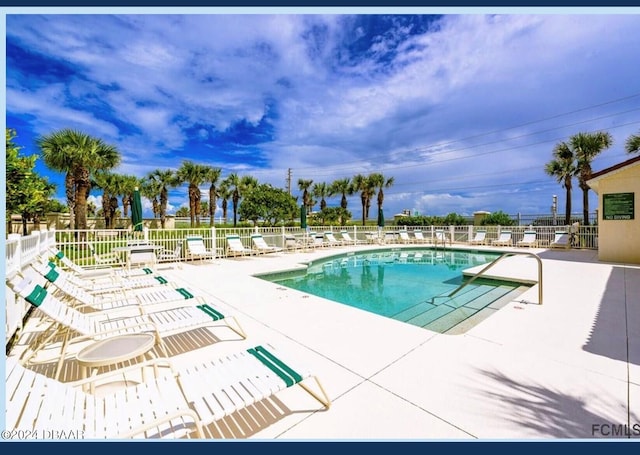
258;248;526;333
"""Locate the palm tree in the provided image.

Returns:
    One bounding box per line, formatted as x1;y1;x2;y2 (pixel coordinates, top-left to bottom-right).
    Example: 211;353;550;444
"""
176;161;209;227
199;201;209;219
297;178;314;214
140;178;162;221
147;169;177;229
329;177;353;210
219;183;231;225
625;130;640;154
223;173;242;227
352;174;376;226
369;173;395;215
545;141;576;226
204;166;222;227
223;174;257;227
38;129;120;231
93;171;120;229
38;136;77;230
312;182;330;211
117;175;140;219
571;131;613;225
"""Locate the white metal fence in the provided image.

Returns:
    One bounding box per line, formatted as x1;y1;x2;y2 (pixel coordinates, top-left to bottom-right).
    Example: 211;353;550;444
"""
46;223;598;265
5;230;57;345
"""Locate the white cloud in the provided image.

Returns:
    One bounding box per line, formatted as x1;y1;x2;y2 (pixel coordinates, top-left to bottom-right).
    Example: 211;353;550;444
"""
7;14;640;220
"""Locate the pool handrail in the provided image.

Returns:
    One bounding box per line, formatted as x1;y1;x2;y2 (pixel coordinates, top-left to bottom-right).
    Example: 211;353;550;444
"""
448;251;543;305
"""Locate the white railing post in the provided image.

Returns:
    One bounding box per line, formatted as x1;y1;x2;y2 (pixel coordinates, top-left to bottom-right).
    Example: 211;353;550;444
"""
211;226;217;258
7;234;21;277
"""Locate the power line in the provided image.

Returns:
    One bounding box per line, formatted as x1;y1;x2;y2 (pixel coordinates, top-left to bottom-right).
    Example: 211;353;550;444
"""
295;119;640;179
292;94;640;175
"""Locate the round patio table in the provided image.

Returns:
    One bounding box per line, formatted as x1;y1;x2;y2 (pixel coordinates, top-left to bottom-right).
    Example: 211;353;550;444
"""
76;333;156;393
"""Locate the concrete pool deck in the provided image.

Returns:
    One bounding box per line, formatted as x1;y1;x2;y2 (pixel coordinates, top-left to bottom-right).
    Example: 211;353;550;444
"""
7;243;639;439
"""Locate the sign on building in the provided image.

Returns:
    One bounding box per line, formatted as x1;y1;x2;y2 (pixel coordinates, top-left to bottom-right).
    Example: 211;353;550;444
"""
603;192;634;220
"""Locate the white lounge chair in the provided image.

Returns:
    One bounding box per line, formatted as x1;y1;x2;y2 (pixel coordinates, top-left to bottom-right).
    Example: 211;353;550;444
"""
434;229;450;246
517;231;538;247
284;234;304;252
468;230;487;245
8;276;246;378
491;231;513;246
251;234;282;254
185;235;216;262
382;231;396;244
311;233;326;248
47;246;154;279
339;231;365;245
550;231;571;249
6;343;330;439
412;230;428;244
226;234;253;257
364;232;380;244
5;357;205;439
33;259;170;294
398;230;414;244
157;240;183;268
87;242;125;268
324;232;343;247
178;344;330;425
26;262;197;313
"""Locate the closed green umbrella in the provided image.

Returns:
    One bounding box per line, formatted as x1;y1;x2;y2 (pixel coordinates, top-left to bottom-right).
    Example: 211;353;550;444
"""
131;187;143;232
300;204;307;230
377;207;385;228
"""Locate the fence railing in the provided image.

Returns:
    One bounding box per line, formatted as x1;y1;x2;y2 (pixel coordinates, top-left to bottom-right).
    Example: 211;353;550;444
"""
44;224;599;267
5;230;57;345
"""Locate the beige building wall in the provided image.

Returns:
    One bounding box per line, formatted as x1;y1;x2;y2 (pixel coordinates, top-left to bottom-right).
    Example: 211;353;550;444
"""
591;164;640;264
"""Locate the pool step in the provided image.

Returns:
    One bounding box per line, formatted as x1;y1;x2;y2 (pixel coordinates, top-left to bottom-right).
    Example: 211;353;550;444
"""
399;284;520;331
391;285;484;322
423;285;517;332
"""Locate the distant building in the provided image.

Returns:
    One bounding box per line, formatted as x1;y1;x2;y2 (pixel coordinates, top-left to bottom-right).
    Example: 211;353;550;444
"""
393;209;413;222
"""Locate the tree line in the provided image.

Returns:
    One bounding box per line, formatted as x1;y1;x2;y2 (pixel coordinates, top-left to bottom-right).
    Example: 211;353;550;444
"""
9;125;638;233
6;127;397;231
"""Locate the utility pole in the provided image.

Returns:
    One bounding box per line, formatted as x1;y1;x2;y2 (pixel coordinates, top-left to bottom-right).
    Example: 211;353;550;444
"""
286;168;292;195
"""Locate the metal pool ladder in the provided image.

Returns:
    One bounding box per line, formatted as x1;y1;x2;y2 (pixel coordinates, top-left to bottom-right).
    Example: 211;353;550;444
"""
448;251;543;305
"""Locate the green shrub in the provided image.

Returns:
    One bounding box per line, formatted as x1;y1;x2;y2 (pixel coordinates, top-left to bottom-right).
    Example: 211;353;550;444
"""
481;211;515;226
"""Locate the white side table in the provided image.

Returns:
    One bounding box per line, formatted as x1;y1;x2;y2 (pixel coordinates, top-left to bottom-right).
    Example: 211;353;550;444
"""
76;333;156;393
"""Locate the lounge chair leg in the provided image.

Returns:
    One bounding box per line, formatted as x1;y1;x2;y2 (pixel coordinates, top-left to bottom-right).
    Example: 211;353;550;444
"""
298;376;331;409
18;319;59;364
55;329;73;381
226;316;247;340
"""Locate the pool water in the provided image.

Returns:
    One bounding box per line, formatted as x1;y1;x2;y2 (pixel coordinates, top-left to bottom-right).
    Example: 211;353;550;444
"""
258;248;528;334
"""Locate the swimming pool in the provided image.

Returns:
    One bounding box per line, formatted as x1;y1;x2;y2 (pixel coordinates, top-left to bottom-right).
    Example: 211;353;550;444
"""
258;248;529;334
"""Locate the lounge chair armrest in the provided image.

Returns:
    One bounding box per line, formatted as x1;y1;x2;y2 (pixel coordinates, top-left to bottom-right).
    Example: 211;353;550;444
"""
117;408;204;439
68;357;177;388
67;320;162;344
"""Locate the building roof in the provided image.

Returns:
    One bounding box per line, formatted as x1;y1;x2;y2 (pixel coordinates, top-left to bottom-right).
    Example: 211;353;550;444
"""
587;154;640;192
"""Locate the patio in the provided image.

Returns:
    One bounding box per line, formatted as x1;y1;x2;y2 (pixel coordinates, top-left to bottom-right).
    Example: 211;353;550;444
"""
5;242;639;439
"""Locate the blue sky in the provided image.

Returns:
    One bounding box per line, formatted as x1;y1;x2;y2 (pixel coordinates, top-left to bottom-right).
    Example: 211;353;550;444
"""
5;12;640;221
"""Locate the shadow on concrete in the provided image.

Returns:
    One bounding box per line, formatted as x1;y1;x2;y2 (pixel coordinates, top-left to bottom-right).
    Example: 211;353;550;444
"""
477;368;638;438
582;265;639;366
